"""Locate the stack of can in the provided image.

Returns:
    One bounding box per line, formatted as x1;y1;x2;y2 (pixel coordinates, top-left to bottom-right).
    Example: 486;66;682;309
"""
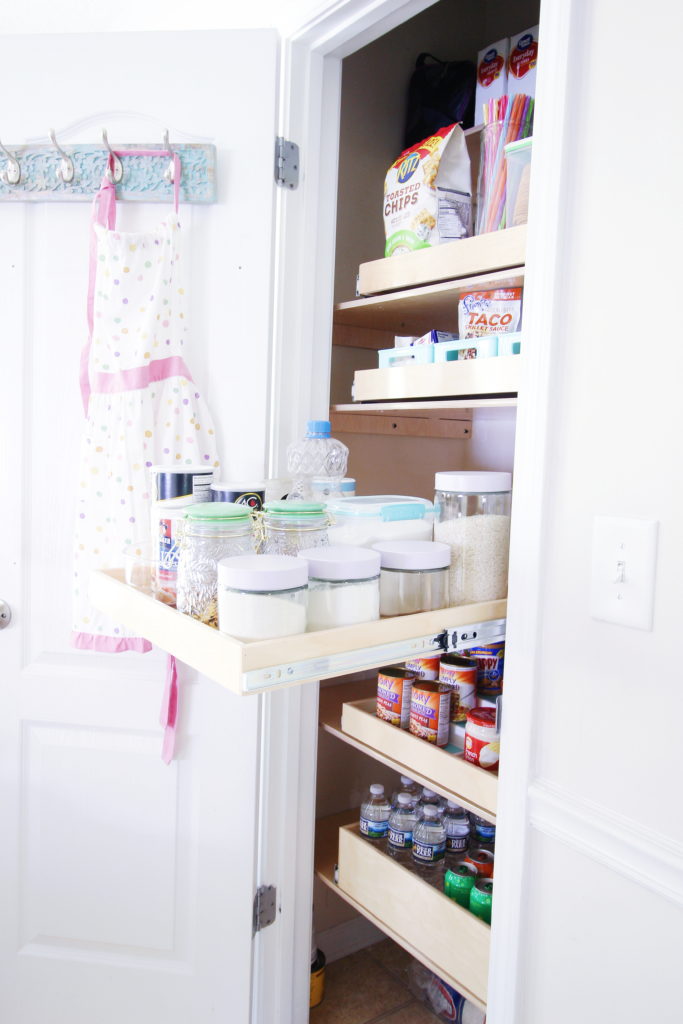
443;810;496;923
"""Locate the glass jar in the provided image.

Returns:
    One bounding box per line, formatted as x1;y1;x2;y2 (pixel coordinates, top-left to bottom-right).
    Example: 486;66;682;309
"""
176;502;255;624
297;545;380;631
261;501;329;556
433;472;512;605
372;540;450;616
217;554;308;641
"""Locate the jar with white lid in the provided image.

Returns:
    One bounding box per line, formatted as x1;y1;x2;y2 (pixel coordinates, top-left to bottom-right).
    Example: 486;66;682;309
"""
433;471;512;605
326;495;434;548
217;554;308;641
297;545;380;630
176;502;255;624
372;540;450;616
261;501;329;556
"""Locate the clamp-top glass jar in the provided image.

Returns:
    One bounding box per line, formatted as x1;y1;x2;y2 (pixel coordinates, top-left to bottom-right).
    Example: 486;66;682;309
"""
176;502;255;625
433;472;512;605
261;501;329;557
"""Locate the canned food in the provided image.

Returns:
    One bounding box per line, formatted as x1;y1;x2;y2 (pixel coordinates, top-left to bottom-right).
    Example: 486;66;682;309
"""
404;655;441;680
376;667;415;728
439;654;478;722
409;681;450;746
464;707;500;770
469;878;494;923
463;847;495;878
444;861;478;907
468;641;505;688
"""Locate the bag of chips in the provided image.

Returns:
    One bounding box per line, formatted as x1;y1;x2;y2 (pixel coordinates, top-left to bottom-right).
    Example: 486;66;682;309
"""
458;288;523;338
383;124;471;258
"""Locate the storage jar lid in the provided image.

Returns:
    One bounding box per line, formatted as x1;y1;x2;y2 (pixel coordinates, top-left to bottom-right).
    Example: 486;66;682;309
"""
298;545;380;581
217;554;307;591
372;540;450;570
434;471;511;494
211;480;266;492
185;501;251;521
326;495;433;521
264;500;326;517
466;708;498;729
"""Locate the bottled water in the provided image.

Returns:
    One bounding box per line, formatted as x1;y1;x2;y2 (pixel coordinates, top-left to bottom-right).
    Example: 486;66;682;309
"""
391;775;421;807
418;787;444;812
359;783;391;843
412;804;446;881
387;793;418;863
443;800;471;860
286;420;349;502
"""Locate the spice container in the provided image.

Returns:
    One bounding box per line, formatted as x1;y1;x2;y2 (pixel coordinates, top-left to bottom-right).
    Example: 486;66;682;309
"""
176;503;255;625
372;540;450;616
261;501;329;556
464;707;500;771
153;495;197;605
217;554;308;641
327;495;434;548
297;545;380;631
433;471;512;604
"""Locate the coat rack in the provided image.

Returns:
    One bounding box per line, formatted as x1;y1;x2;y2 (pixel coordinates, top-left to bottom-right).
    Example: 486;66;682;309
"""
0;129;216;203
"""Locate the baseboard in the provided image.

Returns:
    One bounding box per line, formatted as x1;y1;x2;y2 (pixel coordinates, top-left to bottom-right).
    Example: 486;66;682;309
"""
317;915;384;963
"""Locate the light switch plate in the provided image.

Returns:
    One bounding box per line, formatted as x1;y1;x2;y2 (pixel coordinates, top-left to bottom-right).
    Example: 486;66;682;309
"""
590;516;658;629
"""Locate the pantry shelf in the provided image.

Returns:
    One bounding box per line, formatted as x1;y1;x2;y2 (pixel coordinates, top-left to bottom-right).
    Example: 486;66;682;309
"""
319;683;497;822
314;814;489;1011
89;569;506;696
352;353;521;403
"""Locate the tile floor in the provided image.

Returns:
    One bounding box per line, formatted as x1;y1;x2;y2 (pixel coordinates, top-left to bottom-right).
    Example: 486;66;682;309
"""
310;938;441;1024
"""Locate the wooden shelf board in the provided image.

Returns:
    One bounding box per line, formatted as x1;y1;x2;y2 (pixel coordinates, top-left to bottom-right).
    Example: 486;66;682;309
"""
356;225;526;300
330;408;472;440
333;398;517;415
353;354;521;403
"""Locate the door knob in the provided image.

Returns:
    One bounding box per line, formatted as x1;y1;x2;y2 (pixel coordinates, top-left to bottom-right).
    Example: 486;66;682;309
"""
0;599;11;629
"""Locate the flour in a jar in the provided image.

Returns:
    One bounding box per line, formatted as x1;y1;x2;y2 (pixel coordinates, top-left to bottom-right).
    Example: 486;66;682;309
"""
434;514;510;604
218;591;307;641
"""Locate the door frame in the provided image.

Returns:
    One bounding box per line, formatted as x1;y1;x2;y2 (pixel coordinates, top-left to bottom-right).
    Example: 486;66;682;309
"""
259;0;575;1021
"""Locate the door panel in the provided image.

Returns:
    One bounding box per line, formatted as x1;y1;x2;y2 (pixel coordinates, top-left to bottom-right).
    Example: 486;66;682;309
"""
0;29;280;1023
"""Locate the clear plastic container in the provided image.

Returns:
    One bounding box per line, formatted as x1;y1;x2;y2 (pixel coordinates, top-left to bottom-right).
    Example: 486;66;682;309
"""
387;793;418;863
443;800;471;859
504;136;532;227
412;805;446;877
176;502;254;624
372;540;450;616
359;783;391;842
217;554;308;641
286;420;349;501
311;476;356;500
433;471;512;605
391;775;421;807
297;545;380;631
327;495;434;548
261;501;329;557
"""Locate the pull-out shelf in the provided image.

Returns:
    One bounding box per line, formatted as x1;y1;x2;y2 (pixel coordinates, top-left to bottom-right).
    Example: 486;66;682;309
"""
89;570;506;695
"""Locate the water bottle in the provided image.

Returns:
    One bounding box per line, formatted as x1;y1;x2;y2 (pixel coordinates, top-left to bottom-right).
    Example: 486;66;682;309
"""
412;804;446;881
443;800;471;860
418;787;444;812
359;783;391;843
391;775;421;807
387;793;418;863
286;420;349;502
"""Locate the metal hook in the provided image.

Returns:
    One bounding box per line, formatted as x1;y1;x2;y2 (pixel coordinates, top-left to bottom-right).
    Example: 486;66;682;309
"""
0;138;21;186
49;128;74;184
102;129;123;184
163;130;176;184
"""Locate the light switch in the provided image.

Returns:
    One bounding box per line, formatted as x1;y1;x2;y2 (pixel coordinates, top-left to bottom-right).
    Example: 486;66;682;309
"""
590;516;658;629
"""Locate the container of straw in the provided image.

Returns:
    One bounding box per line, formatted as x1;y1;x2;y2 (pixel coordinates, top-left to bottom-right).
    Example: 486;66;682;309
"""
476;93;534;235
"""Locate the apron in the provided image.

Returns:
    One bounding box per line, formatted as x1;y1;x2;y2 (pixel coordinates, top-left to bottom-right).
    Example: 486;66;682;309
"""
72;152;220;758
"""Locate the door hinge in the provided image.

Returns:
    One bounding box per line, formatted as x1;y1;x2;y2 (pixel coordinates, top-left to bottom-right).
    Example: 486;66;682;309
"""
275;137;299;190
253;884;277;935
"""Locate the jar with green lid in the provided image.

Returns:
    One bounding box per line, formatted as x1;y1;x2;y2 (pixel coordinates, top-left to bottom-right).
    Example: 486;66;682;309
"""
261;501;329;557
176;502;255;625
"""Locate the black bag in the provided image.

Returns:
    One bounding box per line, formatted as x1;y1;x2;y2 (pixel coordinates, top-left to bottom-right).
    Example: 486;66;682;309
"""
404;53;476;149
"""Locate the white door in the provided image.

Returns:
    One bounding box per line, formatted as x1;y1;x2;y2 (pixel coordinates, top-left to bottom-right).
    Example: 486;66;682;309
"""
0;30;280;1024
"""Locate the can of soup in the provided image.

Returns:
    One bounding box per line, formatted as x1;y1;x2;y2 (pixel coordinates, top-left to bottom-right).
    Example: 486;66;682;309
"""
376;667;415;728
404;655;441;680
439;654;478;723
409;681;450;746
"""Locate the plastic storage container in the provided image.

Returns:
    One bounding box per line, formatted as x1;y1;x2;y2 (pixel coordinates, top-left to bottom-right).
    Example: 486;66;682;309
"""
372;540;450;616
504;136;532;227
261;501;329;557
217;554;308;641
176;502;255;624
327;495;434;548
286;419;349;501
297;545;380;631
433;472;512;605
311;476;356;500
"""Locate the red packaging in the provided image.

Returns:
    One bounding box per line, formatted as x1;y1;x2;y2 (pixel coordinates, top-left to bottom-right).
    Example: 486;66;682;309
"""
464;707;500;771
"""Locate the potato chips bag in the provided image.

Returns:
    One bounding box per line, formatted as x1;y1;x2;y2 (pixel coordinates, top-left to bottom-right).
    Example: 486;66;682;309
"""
383;124;471;258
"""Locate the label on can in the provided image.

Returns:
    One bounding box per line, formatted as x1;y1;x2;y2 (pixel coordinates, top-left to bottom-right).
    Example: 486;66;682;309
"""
360;815;389;840
404;655;441;681
464;708;500;770
377;669;414;728
409;682;450;746
468;641;505;687
388;826;413;850
413;838;446;864
439;656;478;722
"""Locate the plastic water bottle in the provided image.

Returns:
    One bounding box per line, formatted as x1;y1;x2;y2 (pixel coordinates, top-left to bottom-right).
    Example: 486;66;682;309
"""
412;804;446;881
359;783;391;843
286;420;349;502
418;787;444;812
443;800;471;860
387;793;418;863
391;775;421;807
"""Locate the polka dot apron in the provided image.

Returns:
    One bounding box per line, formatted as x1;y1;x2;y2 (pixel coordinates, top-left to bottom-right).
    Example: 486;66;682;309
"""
73;152;219;658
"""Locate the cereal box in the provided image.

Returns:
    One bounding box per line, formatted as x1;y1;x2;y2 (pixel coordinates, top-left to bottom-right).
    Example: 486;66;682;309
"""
376;667;415;728
409;682;450;746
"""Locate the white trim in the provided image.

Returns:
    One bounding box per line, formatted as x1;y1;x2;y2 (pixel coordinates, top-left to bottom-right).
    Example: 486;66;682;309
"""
528;781;683;907
317;916;384;964
485;2;578;1023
